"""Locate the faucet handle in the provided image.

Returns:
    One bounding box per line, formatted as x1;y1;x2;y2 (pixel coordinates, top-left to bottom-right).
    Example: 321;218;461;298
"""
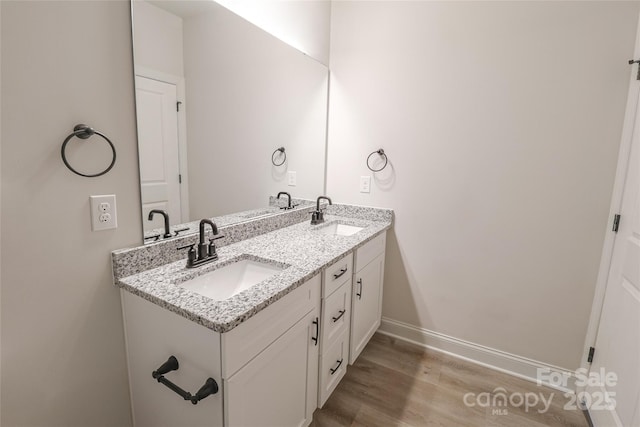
177;244;196;267
207;235;224;259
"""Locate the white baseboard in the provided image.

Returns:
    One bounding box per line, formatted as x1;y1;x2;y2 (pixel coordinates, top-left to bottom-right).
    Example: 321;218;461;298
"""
378;317;576;394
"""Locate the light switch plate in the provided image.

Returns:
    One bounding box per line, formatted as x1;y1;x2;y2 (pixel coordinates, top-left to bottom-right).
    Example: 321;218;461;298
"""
90;195;117;231
288;171;297;186
360;176;371;193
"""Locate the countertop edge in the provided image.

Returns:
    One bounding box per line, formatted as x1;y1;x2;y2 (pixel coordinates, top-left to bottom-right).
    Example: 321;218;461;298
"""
116;220;392;333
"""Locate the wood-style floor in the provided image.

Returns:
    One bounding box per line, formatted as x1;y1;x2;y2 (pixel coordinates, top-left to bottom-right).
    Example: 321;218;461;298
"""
311;333;589;427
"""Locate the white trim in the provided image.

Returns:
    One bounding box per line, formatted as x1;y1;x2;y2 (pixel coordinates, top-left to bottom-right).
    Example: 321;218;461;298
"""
378;317;576;394
585;384;624;427
135;66;190;223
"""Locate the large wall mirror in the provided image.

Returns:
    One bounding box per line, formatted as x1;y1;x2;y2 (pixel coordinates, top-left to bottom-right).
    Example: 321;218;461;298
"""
131;0;329;242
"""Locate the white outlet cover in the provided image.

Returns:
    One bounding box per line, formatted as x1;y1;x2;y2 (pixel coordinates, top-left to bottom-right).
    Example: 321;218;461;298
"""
90;195;117;231
287;171;297;186
360;176;371;193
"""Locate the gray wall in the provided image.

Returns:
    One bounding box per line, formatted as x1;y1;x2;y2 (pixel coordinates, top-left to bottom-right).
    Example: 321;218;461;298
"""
327;1;639;370
1;1;140;425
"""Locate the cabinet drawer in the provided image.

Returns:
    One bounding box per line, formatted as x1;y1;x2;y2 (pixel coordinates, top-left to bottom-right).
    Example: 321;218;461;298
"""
222;274;321;377
321;281;351;349
318;329;349;407
322;252;353;297
355;232;386;271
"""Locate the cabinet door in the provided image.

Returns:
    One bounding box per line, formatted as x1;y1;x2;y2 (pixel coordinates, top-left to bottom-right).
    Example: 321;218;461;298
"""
225;310;318;427
350;252;385;364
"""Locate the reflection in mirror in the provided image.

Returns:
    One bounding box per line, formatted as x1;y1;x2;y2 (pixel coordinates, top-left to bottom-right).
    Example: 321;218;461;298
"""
131;0;329;243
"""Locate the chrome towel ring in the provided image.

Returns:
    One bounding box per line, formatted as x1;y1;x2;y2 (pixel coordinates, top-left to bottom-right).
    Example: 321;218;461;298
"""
366;149;388;172
272;147;286;166
61;124;116;177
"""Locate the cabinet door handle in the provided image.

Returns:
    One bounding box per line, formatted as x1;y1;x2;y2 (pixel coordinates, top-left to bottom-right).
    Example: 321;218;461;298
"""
152;356;219;405
332;310;346;322
333;267;348;280
330;358;343;375
312;317;319;346
356;278;363;300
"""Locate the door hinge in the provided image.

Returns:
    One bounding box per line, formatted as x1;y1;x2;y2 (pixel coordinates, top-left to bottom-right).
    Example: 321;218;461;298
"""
587;346;595;363
178;174;182;184
176;101;182;112
613;214;621;233
629;59;640;80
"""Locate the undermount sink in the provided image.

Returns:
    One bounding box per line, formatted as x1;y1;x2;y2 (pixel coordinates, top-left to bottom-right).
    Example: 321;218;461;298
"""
317;223;364;236
178;259;284;301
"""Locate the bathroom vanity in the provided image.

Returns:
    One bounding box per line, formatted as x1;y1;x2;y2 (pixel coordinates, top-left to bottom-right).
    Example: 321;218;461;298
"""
113;204;392;427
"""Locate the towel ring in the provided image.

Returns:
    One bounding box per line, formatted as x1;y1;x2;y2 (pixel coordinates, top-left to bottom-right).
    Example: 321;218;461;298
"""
61;124;116;178
366;149;388;172
272;147;286;166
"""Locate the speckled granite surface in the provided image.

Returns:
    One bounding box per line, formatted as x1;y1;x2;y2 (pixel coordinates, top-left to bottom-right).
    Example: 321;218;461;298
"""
143;198;315;243
113;204;393;333
115;205;319;279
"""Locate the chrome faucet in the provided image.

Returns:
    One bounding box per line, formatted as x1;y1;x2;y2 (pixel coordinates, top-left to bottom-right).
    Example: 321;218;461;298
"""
277;191;293;209
177;219;224;268
311;196;332;225
148;209;171;238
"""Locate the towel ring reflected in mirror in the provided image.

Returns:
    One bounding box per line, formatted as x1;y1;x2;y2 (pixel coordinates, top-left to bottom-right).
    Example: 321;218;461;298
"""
272;147;286;166
366;149;388;172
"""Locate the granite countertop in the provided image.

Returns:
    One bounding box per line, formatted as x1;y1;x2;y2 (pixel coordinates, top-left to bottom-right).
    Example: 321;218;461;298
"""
142;198;315;243
116;214;392;333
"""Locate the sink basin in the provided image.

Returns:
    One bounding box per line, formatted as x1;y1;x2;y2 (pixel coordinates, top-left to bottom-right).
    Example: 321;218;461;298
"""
178;259;284;301
317;223;364;236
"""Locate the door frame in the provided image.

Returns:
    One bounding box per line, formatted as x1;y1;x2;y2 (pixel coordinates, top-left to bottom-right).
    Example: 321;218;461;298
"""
579;14;640;382
135;66;190;223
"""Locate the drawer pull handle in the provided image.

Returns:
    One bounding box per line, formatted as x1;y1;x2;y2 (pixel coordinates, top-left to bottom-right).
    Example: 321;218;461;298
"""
330;358;343;375
332;310;346;322
312;317;319;346
333;267;348;280
356;279;363;300
152;356;219;405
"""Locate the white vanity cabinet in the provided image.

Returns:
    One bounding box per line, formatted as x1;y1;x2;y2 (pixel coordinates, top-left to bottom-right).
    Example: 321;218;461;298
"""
119;230;388;426
316;231;388;406
318;254;353;406
121;274;321;427
350;232;386;364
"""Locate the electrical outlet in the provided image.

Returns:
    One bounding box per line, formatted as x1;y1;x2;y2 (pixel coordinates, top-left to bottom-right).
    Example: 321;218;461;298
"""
288;171;297;186
360;176;371;193
90;195;117;231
